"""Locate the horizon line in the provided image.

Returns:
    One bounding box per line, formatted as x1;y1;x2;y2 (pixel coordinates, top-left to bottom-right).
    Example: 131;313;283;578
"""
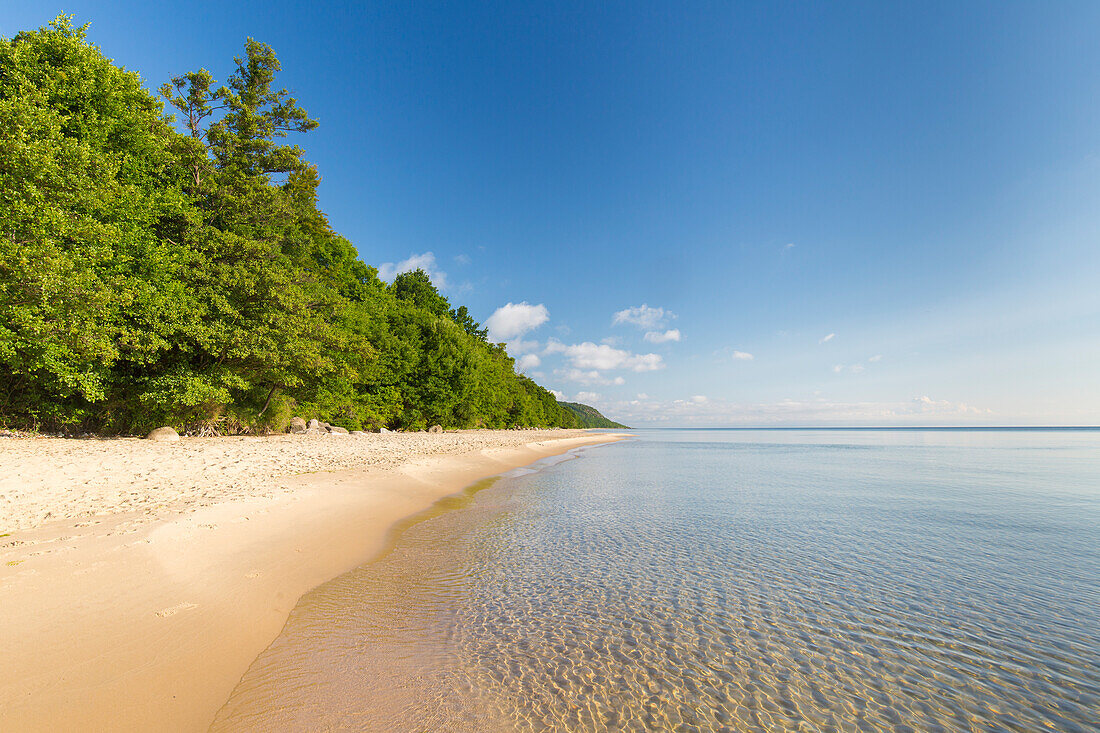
611;425;1100;431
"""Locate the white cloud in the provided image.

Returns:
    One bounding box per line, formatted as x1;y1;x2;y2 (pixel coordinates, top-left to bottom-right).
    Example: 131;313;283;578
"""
507;339;539;354
576;394;994;426
833;363;864;375
819;333;835;344
453;253;471;265
912;396;992;415
557;369;626;386
613;304;674;330
547;340;664;372
869;354;883;362
377;252;449;289
516;354;541;371
549;389;566;400
731;350;754;361
644;329;681;344
785;243;796;249
574;391;602;404
636;393;649;400
486;302;549;342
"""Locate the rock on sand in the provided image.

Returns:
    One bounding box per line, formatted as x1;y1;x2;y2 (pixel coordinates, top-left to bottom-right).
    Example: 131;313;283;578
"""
145;427;180;442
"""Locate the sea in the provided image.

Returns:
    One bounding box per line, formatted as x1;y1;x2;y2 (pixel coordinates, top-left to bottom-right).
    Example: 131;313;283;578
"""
211;428;1100;732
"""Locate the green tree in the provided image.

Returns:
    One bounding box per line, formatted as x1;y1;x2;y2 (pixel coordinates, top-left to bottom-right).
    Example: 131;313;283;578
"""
391;269;452;318
0;17;594;434
0;16;193;427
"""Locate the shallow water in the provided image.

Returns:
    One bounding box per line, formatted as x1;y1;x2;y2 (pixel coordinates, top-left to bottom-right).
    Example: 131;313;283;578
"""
212;429;1100;731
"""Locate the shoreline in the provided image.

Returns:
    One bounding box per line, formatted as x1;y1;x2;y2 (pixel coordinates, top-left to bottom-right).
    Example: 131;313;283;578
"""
0;429;628;731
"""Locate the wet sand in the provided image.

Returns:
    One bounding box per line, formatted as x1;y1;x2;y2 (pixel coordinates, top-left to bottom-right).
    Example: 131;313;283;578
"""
0;429;626;731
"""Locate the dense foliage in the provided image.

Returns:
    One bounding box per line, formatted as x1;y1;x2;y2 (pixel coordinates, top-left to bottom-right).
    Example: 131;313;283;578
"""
0;18;584;434
560;402;629;429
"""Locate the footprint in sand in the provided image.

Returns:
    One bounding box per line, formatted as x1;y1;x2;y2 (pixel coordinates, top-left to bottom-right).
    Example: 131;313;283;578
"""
246;570;262;579
156;602;198;618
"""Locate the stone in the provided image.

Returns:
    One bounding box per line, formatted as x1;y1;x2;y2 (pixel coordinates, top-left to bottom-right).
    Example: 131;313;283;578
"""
288;417;308;434
145;426;180;442
302;418;328;435
328;425;349;435
379;427;392;434
428;424;443;434
350;430;367;436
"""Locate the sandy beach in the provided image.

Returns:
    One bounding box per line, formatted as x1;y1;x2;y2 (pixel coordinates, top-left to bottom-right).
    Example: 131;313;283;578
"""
0;429;625;731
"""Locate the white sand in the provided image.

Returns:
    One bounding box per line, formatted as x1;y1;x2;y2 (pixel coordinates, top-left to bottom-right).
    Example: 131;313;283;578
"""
0;430;599;533
0;429;626;731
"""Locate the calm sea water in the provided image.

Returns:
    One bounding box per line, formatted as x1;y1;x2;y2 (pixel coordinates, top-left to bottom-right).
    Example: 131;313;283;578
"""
213;429;1100;732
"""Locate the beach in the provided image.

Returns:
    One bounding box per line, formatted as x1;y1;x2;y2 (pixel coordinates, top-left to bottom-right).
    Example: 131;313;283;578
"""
0;429;625;731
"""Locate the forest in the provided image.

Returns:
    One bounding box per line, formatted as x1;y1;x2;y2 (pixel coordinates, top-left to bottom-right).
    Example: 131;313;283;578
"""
0;17;591;434
561;402;629;429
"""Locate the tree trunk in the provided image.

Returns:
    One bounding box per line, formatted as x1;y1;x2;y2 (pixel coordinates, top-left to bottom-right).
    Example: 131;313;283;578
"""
256;385;279;417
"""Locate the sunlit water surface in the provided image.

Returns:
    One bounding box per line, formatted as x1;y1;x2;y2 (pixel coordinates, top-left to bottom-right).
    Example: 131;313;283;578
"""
212;429;1100;731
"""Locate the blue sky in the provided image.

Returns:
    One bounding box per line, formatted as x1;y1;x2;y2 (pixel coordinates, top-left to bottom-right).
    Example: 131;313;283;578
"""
6;2;1100;425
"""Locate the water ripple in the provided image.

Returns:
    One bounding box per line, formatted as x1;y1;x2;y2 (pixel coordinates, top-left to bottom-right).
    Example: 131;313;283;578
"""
212;431;1100;732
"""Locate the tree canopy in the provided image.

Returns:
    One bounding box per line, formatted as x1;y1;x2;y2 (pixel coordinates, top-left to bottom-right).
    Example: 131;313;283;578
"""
0;17;582;433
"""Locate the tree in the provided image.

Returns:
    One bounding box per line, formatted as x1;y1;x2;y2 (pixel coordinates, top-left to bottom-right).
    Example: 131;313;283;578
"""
451;305;489;341
0;16;192;427
0;17;587;434
391;269;452;318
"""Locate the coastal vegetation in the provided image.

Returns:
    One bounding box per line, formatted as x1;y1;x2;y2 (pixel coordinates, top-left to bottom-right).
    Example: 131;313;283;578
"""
561;402;629;429
0;17;591;434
